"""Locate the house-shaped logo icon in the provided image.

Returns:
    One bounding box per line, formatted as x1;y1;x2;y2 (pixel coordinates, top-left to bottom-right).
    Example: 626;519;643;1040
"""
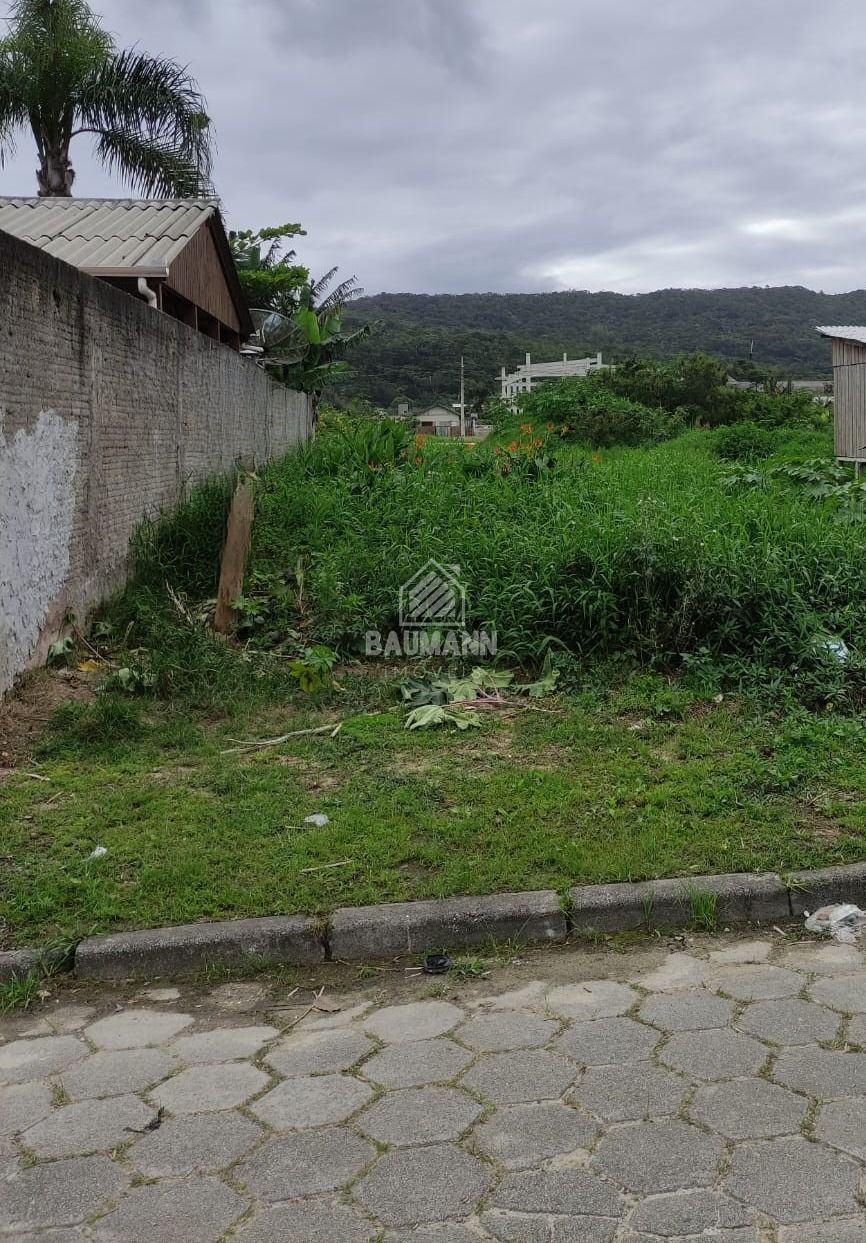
399;560;467;630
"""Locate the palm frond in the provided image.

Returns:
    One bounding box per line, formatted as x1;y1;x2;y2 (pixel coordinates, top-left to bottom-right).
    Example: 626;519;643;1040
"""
308;266;339;303
79;48;213;193
0;53;28;164
93;126;205;198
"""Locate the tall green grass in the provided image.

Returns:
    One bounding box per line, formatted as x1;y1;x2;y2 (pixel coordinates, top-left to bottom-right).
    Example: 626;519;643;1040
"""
250;426;865;680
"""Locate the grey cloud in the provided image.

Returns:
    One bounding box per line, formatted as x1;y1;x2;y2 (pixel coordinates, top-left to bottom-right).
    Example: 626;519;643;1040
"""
1;0;866;293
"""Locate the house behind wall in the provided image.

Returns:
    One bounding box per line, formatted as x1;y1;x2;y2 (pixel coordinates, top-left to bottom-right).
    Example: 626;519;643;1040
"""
0;231;313;697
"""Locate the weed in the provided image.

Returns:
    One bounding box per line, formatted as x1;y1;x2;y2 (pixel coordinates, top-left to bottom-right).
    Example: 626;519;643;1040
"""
0;972;43;1013
688;888;718;931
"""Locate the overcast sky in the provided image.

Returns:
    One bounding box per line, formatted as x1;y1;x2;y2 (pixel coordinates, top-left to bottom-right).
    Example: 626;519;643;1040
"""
2;0;865;295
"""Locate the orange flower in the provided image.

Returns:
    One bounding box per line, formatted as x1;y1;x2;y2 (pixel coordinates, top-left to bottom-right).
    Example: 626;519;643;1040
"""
520;422;533;434
412;432;426;447
532;437;543;448
367;460;380;471
494;444;502;455
413;454;423;465
507;440;519;453
545;422;555;432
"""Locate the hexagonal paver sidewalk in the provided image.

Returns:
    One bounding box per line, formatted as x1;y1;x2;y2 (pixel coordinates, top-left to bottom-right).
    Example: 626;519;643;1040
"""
5;933;866;1238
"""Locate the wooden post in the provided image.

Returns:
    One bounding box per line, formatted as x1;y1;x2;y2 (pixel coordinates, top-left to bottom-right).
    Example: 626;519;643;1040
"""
213;475;256;634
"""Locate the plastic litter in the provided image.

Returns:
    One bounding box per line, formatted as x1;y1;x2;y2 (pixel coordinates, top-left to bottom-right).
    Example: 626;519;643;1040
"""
423;953;452;975
88;845;108;860
303;813;330;828
816;635;850;663
804;903;866;944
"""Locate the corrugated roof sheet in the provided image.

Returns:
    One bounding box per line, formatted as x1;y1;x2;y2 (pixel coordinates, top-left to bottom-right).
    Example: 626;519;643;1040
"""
817;325;866;346
0;197;217;274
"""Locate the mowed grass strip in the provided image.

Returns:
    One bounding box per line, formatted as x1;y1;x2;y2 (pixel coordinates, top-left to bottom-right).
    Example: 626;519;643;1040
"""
2;676;866;947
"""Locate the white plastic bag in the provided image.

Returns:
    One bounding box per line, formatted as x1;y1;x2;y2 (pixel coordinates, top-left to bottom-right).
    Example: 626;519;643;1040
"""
804;903;866;944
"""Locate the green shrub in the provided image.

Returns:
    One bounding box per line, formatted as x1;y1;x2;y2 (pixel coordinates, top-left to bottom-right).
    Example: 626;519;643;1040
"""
519;375;684;447
712;422;776;461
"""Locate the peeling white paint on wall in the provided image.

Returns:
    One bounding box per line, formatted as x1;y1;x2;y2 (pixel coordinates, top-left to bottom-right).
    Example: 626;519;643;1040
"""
0;409;78;695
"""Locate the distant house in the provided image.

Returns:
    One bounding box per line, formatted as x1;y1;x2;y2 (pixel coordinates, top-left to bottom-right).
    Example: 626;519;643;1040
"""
817;326;866;464
500;351;604;400
0;197;252;350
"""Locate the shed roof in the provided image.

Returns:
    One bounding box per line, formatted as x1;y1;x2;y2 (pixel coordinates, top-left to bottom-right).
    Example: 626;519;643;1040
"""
0;197;221;276
817;325;866;346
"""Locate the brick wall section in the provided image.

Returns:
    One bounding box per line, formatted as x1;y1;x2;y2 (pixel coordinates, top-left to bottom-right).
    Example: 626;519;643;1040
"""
0;232;313;695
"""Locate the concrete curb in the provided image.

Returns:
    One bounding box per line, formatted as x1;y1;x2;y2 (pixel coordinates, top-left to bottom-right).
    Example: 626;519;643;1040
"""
569;871;791;933
2;865;863;983
329;891;567;961
75;916;324;981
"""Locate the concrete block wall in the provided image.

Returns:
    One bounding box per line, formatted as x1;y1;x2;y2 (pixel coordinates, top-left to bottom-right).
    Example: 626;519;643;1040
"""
0;231;313;695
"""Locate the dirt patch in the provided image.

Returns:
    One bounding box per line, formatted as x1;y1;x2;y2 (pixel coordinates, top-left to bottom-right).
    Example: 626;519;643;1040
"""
0;668;98;770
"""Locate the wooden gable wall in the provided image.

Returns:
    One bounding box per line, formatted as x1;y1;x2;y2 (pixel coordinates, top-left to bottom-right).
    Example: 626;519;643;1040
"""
167;221;242;334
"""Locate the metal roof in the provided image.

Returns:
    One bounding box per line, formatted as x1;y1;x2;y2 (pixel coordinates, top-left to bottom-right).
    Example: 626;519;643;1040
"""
0;197;218;276
817;325;866;346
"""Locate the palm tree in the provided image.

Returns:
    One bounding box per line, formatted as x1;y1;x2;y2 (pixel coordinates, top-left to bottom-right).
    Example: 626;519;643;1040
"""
0;0;212;197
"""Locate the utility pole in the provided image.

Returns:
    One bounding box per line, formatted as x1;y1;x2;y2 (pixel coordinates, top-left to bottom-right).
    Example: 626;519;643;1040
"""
459;355;466;438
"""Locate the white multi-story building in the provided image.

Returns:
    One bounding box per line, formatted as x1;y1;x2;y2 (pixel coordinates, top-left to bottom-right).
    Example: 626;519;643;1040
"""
500;351;604;401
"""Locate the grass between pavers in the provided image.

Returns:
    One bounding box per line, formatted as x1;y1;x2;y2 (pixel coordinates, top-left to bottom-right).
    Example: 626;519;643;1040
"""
2;671;866;948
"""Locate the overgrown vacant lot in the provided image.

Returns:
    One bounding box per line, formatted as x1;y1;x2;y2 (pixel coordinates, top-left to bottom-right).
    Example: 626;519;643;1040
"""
3;410;866;948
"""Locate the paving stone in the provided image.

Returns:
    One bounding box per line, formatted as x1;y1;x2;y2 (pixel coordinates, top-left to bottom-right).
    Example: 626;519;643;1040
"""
555;1017;659;1065
487;1211;619;1242
779;1220;866;1242
660;1028;767;1080
631;953;710;993
626;1188;755;1236
153;1061;269;1113
471;1101;599;1169
545;979;637;1019
138;987;181;1002
352;1142;493;1227
358;1085;481;1145
570;1061;688;1121
208;981;271;1012
265;1027;374;1076
0;1079;53;1134
491;1167;625;1217
59;1048;176;1100
809;972;866;1013
455;1010;558;1051
128;1109;262;1176
362;1036;472;1088
735;997;840;1046
845;1013;866;1045
709;940;773;964
591;1120;724;1193
773;1045;866;1098
638;988;735;1032
91;1174;245;1242
780;942;864;975
21;1005;96;1036
709;963;803;1001
21;1093;155;1157
84;1008;193;1049
815;1096;866;1159
723;1135;861;1224
250;1072;372;1128
0;1034;88;1082
234;1198;378;1243
0;1155;128;1231
385;1228;484;1243
618;1229;754;1243
10;1231;93;1243
689;1077;807;1138
477;980;547;1011
168;1024;277;1062
236;1128;374;1199
363;1000;464;1042
461;1048;575;1103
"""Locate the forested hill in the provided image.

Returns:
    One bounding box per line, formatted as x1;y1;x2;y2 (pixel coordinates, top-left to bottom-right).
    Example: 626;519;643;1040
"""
337;285;866;408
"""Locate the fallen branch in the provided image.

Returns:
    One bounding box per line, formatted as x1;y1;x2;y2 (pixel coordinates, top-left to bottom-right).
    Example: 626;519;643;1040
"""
221;723;339;754
300;859;352;874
